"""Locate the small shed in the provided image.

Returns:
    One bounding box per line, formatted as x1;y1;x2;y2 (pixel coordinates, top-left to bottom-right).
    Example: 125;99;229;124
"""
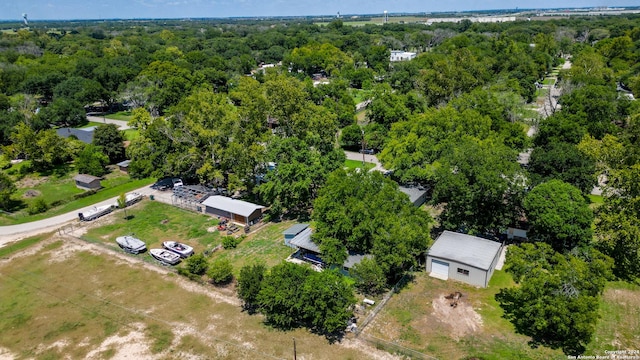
399;185;429;207
201;195;264;225
283;223;309;248
73;174;102;190
426;231;503;288
116;159;131;173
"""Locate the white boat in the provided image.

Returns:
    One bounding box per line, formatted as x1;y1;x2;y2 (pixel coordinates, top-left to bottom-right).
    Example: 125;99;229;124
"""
115;236;147;254
79;204;114;221
150;248;181;265
162;241;194;258
114;192;143;208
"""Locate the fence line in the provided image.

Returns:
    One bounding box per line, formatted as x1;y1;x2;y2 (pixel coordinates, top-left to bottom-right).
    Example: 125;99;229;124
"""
358;333;439;360
356;267;413;334
354;267;440;360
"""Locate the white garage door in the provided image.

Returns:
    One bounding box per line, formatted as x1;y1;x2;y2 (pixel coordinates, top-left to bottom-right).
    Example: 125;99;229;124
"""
431;259;449;280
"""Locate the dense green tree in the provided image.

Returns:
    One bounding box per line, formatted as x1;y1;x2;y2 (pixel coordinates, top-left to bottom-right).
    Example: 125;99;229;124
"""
208;259;234;285
53;76;108;105
523;180;594;252
339;124;363;148
0;171;16;211
259;137;344;216
432;136;524;234
34;129;71;170
92;123;125;163
496;242;612;355
596;209;640;283
75;144;109;177
237;263;266;312
528;142;597;194
365;84;409;128
350;256;386;296
313;169;432;281
185;253;209;276
38;98;87;127
301;270;356;335
257;262;312;329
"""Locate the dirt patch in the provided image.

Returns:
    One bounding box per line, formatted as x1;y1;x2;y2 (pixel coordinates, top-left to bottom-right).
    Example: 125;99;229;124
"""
338;338;402;360
23;189;41;198
84;323;156;360
431;293;483;340
0;346;17;360
15;176;49;189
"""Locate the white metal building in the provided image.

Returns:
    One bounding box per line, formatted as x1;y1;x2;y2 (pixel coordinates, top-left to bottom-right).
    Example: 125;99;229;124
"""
426;231;503;288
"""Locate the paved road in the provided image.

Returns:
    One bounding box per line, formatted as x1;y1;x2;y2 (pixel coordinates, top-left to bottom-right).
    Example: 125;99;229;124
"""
0;185;167;247
86;115;131;130
344;150;387;172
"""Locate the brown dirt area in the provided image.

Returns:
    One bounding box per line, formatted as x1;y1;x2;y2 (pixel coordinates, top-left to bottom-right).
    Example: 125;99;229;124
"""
431;293;483;340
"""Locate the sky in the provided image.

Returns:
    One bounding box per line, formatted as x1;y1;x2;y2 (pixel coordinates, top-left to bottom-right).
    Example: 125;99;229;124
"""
1;0;638;21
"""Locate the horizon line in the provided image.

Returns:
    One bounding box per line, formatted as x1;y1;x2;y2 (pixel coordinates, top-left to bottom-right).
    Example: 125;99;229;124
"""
1;5;638;22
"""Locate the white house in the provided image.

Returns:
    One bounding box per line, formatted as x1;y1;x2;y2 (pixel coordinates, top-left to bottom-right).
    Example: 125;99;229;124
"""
390;50;416;62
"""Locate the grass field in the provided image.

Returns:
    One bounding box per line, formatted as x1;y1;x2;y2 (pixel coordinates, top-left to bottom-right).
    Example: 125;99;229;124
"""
349;88;373;104
0;167;154;225
82;200;222;256
83;201;298;274
0;236;389;359
344;159;375;171
209;220;298;275
365;271;566;359
104;111;133;121
586;281;640;354
366;271;640;359
123;129;140;141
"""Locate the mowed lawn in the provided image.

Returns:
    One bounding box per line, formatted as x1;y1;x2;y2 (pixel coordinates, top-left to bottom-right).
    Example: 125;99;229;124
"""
82;200;222;255
0;239;386;359
82;201;295;273
344;159;375;171
365;271;565;360
0;162;153;226
209;220;297;276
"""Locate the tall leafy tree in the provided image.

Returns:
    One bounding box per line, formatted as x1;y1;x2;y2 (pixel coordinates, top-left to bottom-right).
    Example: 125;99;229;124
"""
259;137;344;217
237;264;266;313
496;242;612;356
432;136;524;234
92;123;125;163
75;144;109;177
523;180;594;252
528;142;597;194
0;171;16;211
257;262;312;329
313;169;432;281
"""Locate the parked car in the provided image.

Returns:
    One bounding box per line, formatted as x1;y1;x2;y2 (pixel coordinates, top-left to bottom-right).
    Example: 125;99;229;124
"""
359;149;376;155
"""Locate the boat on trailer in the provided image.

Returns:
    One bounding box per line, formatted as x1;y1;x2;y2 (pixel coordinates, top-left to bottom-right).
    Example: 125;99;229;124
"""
79;204;114;221
150;248;181;265
114;192;144;208
115;236;147;254
162;241;194;258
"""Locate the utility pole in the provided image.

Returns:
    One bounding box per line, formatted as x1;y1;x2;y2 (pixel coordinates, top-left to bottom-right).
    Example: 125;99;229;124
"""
293;338;297;360
361;129;365;167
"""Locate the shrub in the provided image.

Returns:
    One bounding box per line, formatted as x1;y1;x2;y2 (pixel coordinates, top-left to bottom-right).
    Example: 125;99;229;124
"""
208;259;233;285
73;189;98;200
185;253;208;276
27;198;49;215
223;235;245;249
